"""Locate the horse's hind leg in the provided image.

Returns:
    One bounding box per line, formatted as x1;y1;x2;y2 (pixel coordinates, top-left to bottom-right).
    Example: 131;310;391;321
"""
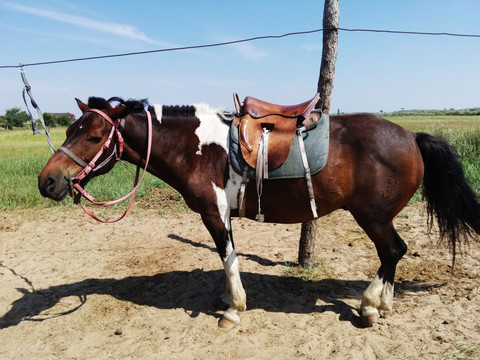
355;221;407;326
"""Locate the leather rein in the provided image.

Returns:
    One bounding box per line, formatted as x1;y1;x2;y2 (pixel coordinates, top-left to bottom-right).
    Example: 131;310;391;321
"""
58;108;153;223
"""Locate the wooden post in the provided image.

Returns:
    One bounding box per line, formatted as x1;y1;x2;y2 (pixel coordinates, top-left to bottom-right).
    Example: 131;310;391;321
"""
298;0;339;268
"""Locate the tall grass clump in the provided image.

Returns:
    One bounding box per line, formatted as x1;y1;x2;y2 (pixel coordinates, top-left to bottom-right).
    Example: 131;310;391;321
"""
407;123;480;204
428;124;480;194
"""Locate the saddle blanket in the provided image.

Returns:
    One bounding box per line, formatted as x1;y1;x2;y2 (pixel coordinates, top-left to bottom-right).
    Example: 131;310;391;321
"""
229;113;330;179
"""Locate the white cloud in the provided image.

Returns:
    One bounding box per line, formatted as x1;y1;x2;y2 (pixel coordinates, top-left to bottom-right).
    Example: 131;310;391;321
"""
230;42;270;61
1;1;162;45
300;42;323;52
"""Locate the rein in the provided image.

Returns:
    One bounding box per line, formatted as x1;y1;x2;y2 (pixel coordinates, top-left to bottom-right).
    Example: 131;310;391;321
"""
60;108;153;223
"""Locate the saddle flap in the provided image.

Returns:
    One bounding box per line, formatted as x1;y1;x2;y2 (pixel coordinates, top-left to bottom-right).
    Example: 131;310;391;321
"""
235;93;320;171
239;115;297;170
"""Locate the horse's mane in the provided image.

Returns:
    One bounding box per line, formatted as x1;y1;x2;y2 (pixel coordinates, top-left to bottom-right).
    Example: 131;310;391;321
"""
86;97;225;122
87;96;148;114
161;105;197;118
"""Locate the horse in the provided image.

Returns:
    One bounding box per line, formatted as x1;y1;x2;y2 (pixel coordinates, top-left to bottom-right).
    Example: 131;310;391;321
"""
38;96;480;327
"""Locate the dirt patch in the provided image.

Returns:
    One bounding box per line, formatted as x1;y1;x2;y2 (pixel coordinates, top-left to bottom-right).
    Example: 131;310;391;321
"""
1;203;479;359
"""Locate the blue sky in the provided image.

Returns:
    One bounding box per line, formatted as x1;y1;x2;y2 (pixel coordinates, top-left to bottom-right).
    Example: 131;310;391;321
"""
1;0;479;118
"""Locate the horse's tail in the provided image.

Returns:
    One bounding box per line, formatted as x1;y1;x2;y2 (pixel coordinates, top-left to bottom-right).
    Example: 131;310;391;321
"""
415;132;480;263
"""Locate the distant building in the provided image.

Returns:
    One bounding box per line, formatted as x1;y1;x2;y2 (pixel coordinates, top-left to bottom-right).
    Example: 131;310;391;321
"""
50;113;76;121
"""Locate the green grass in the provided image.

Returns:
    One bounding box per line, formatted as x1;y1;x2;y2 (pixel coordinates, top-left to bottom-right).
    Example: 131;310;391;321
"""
0;128;170;211
283;261;333;282
0;114;478;211
441;343;480;360
388;118;480;203
384;114;480;132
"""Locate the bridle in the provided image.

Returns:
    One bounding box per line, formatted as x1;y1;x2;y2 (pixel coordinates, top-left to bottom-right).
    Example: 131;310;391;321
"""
58;107;153;223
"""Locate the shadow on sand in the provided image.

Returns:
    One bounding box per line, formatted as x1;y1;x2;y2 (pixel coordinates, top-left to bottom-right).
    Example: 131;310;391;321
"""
1;234;444;330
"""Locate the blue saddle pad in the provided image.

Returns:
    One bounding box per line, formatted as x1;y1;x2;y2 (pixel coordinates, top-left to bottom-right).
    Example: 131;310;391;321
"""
229;113;329;179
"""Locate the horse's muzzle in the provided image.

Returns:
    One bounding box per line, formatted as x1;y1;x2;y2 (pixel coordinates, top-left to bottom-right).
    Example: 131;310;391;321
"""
38;172;70;201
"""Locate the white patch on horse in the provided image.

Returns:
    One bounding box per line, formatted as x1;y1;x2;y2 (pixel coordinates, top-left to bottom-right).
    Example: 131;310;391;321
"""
152;105;163;124
211;170;242;225
227;166;243;210
193;104;229;155
212;182;230;229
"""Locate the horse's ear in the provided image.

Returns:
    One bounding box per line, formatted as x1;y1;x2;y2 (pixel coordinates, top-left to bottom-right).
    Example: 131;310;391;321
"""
76;98;89;113
107;105;127;120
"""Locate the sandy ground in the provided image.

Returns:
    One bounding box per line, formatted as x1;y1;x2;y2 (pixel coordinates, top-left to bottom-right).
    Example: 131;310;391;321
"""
1;202;479;360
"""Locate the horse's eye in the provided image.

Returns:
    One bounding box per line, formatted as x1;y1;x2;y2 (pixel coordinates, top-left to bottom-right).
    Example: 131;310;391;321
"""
87;136;102;144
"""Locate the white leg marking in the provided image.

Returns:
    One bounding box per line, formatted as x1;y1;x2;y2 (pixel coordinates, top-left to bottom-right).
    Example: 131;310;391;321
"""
360;274;383;320
221;241;246;324
211;181;246;325
379;281;394;315
361;273;395;324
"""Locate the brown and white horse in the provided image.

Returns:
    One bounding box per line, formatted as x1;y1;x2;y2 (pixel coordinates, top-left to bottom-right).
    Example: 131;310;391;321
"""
38;97;480;327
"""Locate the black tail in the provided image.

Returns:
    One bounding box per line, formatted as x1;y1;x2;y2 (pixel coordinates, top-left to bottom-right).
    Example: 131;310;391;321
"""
415;132;480;263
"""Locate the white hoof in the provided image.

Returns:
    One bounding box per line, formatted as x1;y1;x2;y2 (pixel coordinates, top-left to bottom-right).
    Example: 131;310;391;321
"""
360;307;379;327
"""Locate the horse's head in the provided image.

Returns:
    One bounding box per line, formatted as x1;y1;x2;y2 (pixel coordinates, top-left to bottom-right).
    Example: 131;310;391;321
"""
38;97;130;201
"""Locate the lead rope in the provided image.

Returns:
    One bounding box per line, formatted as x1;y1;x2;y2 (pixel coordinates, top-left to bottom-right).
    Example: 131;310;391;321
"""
19;66;55;153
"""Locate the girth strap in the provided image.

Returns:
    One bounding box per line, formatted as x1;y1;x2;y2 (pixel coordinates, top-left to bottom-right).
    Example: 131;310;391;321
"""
297;124;318;218
255;128;270;221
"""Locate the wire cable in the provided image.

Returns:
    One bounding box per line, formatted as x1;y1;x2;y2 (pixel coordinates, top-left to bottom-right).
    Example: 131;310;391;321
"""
1;27;479;69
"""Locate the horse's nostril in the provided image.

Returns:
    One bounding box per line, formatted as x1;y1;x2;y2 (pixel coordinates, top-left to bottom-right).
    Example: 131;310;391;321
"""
38;175;56;196
46;176;56;187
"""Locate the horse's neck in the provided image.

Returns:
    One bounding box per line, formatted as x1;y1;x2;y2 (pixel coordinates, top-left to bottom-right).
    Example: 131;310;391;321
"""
123;111;223;186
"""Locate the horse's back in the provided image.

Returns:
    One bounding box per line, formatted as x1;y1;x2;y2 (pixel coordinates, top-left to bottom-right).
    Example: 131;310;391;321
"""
329;113;421;169
330;113;416;150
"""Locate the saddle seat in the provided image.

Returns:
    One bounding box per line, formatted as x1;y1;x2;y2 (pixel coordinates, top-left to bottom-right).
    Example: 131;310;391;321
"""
242;95;319;119
234;93;320;170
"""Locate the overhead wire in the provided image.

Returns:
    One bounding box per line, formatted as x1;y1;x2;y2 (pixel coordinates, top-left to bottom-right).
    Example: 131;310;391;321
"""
1;27;479;69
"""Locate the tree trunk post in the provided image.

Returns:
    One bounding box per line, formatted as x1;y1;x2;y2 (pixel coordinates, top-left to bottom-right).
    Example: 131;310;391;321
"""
298;0;339;269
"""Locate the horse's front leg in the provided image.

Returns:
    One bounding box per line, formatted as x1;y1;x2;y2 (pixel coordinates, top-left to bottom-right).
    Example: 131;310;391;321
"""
220;227;247;327
200;212;246;328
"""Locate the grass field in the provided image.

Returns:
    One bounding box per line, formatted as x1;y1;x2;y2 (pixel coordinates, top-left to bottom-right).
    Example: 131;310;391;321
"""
0;128;166;210
0;114;478;211
385;114;480;132
387;115;480;203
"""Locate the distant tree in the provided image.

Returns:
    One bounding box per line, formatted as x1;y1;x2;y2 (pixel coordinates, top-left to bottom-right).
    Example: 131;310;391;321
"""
43;113;56;127
0;107;31;129
56;114;73;126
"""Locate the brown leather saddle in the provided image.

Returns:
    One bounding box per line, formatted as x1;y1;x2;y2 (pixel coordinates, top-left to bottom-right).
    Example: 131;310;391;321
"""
234;93;320;171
